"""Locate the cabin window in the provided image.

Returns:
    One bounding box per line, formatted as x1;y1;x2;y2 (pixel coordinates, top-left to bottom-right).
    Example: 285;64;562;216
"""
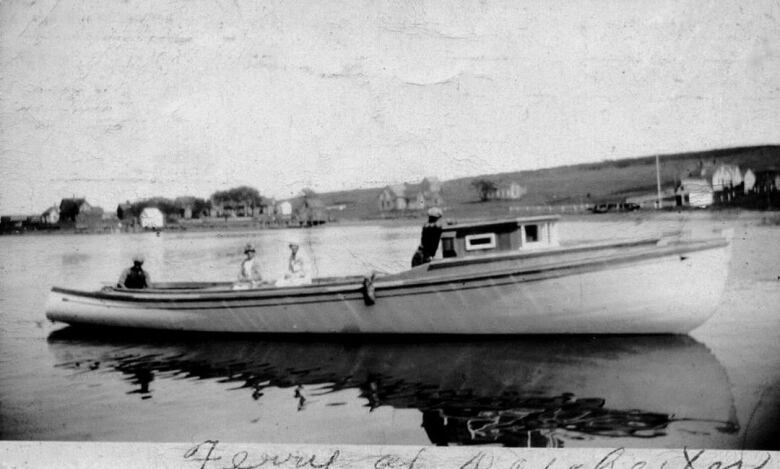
524;225;539;243
465;233;497;251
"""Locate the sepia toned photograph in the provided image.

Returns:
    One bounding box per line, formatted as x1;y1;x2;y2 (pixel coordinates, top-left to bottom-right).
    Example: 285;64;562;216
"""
1;0;779;460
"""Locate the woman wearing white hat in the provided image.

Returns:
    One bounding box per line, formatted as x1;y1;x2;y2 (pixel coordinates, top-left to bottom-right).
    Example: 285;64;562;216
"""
275;242;312;286
287;242;304;276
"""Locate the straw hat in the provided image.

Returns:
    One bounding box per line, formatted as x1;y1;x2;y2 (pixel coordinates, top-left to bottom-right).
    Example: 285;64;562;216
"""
427;207;443;218
244;243;256;253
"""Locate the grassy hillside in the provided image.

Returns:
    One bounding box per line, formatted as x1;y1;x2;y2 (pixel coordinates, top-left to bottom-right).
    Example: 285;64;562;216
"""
318;145;780;220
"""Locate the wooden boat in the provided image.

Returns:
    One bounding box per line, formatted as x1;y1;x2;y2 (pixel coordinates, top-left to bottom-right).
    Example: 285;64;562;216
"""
46;331;738;446
45;216;732;334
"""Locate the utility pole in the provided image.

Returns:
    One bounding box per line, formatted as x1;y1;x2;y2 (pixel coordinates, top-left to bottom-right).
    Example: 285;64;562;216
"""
655;154;662;209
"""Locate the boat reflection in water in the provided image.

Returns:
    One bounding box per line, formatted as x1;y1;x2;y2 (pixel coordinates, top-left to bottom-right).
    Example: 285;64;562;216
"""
47;330;738;447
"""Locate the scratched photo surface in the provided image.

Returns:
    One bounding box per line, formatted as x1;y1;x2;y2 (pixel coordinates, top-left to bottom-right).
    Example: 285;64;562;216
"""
1;0;779;451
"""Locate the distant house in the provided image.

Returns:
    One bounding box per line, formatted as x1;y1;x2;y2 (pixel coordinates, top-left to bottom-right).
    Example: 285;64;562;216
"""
741;169;780;209
296;197;328;226
486;181;526;200
76;206;104;231
140;207;164;229
378;184;408;211
675;178;714;208
743;169;756;194
706;164;743;203
58;198;93;225
276;200;293;217
116;202;133;221
41;206;60;225
378;177;443;212
752;170;780;194
211;198;269;218
174;197;195;219
710;164;742;192
259;198;276;217
57;198;105;230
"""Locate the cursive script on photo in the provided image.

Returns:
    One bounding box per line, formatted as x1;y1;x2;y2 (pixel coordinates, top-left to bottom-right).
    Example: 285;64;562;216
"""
183;441;773;469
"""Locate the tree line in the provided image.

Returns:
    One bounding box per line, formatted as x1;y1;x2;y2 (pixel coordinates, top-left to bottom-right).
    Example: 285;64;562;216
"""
117;186;266;220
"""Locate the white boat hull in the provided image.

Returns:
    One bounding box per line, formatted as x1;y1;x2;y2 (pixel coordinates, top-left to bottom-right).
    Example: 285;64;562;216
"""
46;238;731;334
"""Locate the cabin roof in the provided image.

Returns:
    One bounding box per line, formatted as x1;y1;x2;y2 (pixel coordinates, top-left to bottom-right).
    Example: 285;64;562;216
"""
441;216;559;233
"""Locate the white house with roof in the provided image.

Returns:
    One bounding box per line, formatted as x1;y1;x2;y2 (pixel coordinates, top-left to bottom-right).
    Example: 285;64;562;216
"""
41;206;60;225
378;177;443;212
743;169;756;194
486;181;526;200
675;178;714;208
710;164;743;192
378;184;408;211
276;200;292;217
139;207;164;229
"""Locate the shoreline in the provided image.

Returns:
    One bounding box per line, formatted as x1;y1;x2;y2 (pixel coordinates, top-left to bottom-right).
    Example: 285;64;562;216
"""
2;208;778;237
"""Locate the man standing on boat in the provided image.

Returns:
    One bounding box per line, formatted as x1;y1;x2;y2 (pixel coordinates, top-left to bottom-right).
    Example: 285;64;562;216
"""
411;207;444;267
238;243;264;285
117;255;151;289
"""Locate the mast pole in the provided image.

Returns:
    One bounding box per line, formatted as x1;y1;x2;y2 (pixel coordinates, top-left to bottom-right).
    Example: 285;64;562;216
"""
656;154;662;209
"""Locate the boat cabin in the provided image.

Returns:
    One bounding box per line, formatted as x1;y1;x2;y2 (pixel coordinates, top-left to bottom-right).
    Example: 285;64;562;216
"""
439;215;559;258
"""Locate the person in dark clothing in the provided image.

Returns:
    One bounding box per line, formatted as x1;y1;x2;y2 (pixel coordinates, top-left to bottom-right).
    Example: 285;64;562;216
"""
411;207;444;267
117;256;151;289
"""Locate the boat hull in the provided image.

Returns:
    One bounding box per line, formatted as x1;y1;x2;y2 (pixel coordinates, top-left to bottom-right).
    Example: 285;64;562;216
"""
46;237;731;334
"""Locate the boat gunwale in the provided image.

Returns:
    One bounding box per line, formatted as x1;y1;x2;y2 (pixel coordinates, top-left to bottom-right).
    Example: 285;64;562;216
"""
49;237;729;305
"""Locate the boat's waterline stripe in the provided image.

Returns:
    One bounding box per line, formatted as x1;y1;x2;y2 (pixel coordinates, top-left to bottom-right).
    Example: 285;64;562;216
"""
52;240;727;311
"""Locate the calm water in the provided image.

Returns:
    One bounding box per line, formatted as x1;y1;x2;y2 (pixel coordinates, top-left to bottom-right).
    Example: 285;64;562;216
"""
1;213;778;449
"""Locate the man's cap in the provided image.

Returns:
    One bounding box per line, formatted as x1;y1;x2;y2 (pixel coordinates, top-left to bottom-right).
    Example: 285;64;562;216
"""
427;207;443;218
244;243;256;253
132;255;145;264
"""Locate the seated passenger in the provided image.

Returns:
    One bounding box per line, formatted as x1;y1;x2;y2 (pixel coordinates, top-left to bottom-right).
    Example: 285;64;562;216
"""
276;242;312;286
117;256;151;289
234;243;265;289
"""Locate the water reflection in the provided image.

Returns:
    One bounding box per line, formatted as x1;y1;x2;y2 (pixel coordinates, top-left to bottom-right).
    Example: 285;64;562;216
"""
47;331;737;447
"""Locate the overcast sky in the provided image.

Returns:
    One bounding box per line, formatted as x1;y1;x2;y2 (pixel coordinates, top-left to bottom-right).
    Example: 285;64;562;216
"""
1;0;778;213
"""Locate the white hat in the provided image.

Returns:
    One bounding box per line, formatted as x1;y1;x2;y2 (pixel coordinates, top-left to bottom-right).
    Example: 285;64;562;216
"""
244;243;256;253
132;254;145;264
427;207;443;218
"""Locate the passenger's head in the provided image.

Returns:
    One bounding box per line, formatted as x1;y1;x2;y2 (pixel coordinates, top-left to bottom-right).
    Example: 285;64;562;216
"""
244;243;256;257
289;242;299;254
132;255;144;266
427;207;443;222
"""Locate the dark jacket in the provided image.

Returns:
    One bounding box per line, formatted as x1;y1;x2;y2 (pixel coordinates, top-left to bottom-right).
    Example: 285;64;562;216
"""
411;219;443;267
119;265;150;289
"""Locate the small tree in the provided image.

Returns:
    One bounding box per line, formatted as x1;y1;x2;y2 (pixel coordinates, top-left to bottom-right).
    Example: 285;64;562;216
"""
210;186;265;216
190;198;211;218
299;187;317;198
471;179;498;202
211;186;263;206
